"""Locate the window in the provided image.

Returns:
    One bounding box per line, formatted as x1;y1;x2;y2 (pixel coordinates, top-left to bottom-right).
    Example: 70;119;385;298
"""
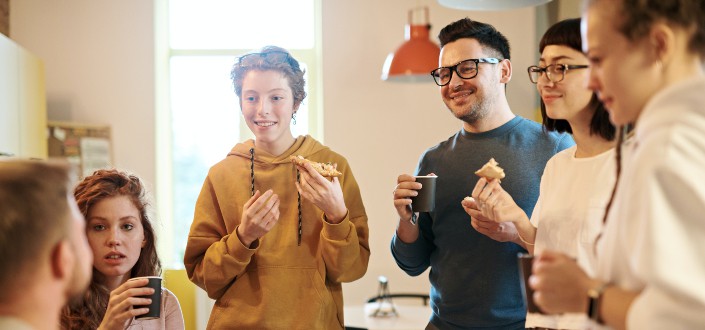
157;0;321;267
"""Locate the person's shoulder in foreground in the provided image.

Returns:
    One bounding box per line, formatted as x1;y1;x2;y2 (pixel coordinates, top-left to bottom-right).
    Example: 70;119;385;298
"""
0;160;92;330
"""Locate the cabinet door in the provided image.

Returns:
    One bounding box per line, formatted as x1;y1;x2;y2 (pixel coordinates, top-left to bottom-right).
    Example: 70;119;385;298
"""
17;46;47;159
0;34;20;157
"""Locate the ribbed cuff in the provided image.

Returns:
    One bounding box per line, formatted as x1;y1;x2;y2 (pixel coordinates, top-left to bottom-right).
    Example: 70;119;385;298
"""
322;211;352;240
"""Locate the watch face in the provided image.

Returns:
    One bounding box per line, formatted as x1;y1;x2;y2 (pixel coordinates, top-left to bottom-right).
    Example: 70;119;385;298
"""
410;212;418;225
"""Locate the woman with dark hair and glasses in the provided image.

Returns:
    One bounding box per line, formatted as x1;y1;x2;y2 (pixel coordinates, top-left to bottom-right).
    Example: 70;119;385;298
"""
183;45;369;329
469;18;616;329
61;169;184;329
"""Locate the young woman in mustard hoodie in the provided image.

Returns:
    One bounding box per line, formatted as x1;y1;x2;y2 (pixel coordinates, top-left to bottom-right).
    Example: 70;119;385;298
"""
184;46;370;329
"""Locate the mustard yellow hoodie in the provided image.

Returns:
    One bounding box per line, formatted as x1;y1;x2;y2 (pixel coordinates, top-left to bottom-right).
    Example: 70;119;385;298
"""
184;135;370;329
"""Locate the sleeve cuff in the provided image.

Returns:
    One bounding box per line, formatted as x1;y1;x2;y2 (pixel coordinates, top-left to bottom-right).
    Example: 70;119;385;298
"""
322;211;352;240
391;232;426;258
225;225;258;261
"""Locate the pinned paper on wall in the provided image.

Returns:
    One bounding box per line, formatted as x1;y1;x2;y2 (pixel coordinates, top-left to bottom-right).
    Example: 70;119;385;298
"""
48;121;113;178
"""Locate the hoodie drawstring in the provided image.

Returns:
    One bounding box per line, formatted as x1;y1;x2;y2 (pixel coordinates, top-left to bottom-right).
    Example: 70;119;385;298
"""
296;170;302;246
248;147;302;246
249;148;255;196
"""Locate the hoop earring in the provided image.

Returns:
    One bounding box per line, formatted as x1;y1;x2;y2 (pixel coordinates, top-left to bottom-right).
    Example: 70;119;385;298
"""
292;113;297;125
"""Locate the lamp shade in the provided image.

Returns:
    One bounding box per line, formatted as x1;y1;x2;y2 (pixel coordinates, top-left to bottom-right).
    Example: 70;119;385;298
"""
438;0;551;11
381;7;441;83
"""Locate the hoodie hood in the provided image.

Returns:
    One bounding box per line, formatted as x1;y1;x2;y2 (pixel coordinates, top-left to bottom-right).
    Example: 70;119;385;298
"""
227;135;329;165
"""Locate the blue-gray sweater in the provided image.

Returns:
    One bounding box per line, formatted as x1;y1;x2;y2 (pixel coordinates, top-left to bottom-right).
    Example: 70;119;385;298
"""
391;116;574;330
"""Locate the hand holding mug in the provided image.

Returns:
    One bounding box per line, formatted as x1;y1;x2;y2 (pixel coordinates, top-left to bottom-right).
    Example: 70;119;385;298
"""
98;278;155;330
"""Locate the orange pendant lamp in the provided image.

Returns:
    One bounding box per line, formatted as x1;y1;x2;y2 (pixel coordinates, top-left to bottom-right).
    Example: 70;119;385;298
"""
381;7;441;83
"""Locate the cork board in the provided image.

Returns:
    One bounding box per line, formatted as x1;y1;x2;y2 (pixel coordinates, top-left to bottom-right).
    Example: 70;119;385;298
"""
47;121;113;178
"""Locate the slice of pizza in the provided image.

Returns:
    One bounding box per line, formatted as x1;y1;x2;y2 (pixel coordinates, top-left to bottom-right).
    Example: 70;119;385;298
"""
290;155;342;178
474;158;505;180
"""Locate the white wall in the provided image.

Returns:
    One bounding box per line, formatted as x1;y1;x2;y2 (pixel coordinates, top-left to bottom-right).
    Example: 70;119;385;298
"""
10;0;540;308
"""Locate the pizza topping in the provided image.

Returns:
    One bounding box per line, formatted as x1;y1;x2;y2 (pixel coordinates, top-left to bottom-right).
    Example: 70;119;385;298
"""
290;155;342;177
474;158;505;180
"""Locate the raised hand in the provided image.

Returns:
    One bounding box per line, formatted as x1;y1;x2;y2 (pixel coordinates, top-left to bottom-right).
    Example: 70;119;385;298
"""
295;161;347;224
392;174;422;222
236;189;281;247
98;278;154;330
462;196;519;242
471;177;527;223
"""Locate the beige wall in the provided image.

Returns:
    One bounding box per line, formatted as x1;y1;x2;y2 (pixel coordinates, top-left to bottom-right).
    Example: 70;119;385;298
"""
11;0;544;307
10;0;155;187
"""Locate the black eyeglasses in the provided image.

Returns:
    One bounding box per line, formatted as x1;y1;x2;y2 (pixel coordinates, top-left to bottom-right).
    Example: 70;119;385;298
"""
430;58;500;86
527;64;589;84
237;51;300;70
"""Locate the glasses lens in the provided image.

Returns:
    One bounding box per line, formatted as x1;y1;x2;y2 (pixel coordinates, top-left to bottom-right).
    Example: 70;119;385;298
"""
432;68;451;86
455;60;478;79
548;64;567;82
528;66;541;84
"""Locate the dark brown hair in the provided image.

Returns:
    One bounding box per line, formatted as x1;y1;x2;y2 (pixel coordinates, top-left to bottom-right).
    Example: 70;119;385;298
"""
538;18;615;141
0;161;74;302
61;169;161;329
438;17;511;60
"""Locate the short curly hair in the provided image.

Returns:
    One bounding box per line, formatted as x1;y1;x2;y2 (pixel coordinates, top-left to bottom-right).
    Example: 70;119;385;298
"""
231;45;307;108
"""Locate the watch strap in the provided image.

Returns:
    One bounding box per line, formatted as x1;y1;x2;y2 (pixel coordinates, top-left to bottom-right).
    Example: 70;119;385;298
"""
587;282;608;323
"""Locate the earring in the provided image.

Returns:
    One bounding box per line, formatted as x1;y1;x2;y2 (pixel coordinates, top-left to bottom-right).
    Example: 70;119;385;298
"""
292;113;297;125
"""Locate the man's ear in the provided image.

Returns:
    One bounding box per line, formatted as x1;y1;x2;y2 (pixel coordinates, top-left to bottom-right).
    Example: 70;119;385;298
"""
50;240;74;281
499;58;512;84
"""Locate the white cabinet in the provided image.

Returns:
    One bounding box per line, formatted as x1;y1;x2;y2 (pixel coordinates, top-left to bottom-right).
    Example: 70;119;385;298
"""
0;33;47;159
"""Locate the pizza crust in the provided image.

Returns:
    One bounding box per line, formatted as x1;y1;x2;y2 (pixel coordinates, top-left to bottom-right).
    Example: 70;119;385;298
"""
474;158;505;180
290;155;342;178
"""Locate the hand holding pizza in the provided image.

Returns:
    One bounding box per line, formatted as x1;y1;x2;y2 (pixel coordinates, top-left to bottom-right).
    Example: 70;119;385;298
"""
471;178;525;223
293;157;347;224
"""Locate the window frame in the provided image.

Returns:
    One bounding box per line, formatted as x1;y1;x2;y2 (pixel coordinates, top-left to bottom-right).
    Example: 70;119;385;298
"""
155;0;323;268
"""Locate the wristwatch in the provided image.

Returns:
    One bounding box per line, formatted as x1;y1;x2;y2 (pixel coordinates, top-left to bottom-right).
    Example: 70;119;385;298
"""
587;282;608;323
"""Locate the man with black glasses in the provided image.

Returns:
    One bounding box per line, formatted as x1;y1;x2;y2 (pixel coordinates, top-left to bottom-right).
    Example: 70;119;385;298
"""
390;18;574;329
